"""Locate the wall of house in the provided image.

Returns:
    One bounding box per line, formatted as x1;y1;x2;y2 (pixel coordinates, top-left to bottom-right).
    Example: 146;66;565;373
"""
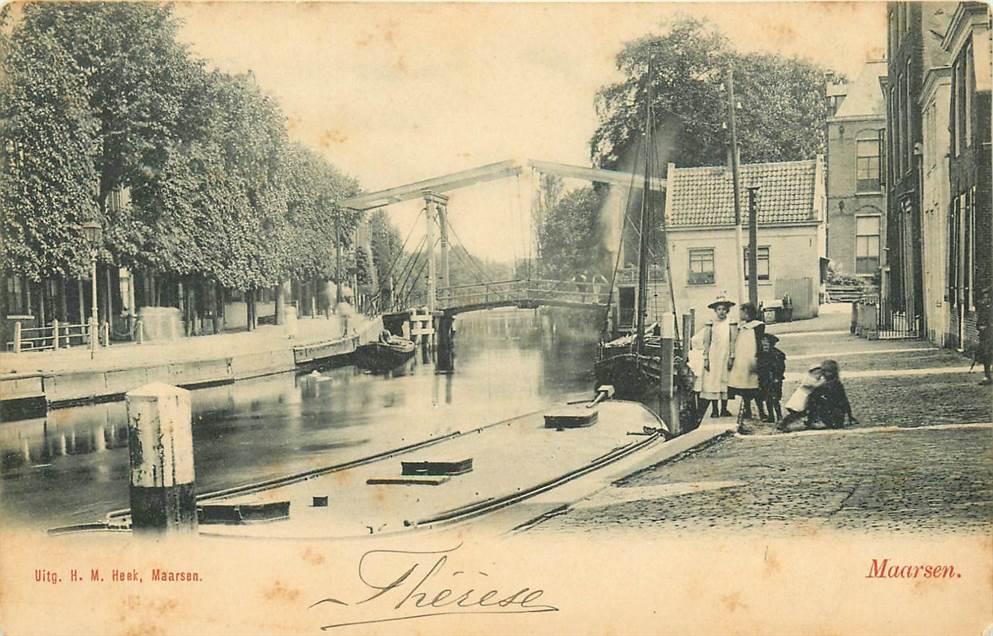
920;76;952;346
666;224;823;322
947;75;991;352
826;117;887;276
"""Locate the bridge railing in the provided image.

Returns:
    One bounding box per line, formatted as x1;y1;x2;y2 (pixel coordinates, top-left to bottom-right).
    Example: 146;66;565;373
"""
438;280;524;309
436;278;610;310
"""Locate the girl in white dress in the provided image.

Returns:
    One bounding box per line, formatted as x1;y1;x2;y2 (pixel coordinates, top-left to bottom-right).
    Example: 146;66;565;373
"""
700;295;738;419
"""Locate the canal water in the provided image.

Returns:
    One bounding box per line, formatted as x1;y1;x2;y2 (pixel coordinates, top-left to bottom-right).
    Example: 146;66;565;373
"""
0;309;599;529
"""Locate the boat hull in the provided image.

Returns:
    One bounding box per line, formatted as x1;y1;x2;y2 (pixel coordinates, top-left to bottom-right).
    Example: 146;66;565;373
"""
73;400;666;539
353;340;416;373
594;344;662;402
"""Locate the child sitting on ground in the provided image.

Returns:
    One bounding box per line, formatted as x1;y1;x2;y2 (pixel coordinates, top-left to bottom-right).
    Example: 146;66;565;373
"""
777;364;823;430
756;333;786;423
778;360;859;430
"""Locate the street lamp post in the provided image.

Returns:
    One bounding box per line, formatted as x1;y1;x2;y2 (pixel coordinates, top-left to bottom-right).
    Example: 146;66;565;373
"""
81;221;102;358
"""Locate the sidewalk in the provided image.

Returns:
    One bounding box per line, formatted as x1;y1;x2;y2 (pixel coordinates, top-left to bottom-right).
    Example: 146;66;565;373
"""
525;305;993;535
0;314;372;376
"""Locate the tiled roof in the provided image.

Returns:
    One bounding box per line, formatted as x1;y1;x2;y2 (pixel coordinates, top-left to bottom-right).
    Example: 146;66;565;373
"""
666;159;819;227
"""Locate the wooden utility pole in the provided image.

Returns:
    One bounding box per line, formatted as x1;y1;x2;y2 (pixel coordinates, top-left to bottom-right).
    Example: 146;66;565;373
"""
747;186;760;307
725;67;746;306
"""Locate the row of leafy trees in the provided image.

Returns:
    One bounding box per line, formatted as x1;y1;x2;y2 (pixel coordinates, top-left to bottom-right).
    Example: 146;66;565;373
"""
0;3;363;332
537;18;839;280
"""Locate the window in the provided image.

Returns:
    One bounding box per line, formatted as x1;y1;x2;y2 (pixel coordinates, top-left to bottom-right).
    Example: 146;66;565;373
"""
965;42;973;148
888;9;897;59
5;276;25;315
743;246;770;281
954;59;964;156
855;215;881;273
856;138;881;191
967;188;975;310
905;59;912;170
688;248;715;285
889;86;897;184
949;197;959;304
896;74;904;175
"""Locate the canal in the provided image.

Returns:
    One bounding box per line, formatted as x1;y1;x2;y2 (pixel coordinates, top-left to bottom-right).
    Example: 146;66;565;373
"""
0;309;599;530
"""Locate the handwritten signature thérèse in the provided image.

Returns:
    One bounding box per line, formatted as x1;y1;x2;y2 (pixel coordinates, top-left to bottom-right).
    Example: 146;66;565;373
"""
308;543;559;630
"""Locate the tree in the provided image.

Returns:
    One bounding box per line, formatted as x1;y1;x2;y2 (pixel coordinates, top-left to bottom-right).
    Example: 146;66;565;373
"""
283;141;360;283
0;8;100;281
532;173;563;267
537;187;606;280
367;209;404;294
590;17;836;170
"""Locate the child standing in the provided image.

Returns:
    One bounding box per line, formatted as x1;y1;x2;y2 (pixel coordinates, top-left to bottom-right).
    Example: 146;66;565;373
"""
700;294;738;418
756;333;786;423
728;302;766;419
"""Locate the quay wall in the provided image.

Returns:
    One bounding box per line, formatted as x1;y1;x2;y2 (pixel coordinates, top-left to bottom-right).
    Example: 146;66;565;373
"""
0;317;384;417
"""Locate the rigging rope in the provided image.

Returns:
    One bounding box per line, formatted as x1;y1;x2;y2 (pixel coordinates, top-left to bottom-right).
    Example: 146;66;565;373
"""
366;206;426;312
444;216;494;285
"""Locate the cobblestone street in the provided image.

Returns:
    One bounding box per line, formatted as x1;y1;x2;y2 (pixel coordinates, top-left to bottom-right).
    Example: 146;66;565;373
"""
531;310;993;535
532;425;993;534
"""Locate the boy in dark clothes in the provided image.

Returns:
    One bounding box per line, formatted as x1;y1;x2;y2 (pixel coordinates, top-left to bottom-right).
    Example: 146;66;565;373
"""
756;333;786;423
805;359;859;429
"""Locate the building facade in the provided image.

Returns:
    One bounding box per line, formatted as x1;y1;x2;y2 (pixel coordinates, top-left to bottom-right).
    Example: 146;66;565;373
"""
663;158;826;321
919;63;953;345
943;2;992;351
884;2;955;335
825;59;888;279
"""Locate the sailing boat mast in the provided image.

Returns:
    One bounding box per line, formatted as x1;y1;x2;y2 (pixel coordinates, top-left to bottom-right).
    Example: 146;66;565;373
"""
634;55;655;354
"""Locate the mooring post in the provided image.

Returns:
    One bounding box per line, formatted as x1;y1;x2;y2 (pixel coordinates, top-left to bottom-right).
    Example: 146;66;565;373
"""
125;383;197;533
681;313;692;356
659;313;679;436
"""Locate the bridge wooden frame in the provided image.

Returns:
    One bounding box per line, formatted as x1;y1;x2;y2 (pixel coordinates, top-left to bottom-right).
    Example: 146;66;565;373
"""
339;158;666;317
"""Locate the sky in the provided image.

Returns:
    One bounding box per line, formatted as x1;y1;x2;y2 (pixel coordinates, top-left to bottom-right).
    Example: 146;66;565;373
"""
174;2;887;261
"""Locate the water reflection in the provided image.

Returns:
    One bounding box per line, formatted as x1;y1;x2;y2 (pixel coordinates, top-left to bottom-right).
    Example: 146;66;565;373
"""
0;308;598;528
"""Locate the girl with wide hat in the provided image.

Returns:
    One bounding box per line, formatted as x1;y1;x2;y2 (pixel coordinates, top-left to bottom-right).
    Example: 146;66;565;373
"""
699;293;737;419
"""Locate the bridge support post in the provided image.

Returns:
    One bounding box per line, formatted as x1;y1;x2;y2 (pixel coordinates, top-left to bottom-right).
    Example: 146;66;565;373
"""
423;192;449;314
435;314;455;349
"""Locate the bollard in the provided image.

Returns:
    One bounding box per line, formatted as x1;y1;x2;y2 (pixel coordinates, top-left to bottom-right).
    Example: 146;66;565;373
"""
52;319;60;351
13;321;21;354
101;321;110;347
284;305;298;340
136;319;144;344
125;383;197;533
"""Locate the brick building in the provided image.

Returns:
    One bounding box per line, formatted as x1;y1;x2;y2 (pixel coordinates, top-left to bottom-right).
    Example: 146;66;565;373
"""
883;2;955;334
825;59;888;279
942;2;991;351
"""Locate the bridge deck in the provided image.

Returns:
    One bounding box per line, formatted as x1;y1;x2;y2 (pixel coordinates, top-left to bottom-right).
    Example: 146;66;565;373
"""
437;278;610;314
